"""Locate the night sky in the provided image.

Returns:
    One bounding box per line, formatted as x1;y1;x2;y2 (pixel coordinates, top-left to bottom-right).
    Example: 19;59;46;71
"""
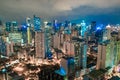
0;0;120;24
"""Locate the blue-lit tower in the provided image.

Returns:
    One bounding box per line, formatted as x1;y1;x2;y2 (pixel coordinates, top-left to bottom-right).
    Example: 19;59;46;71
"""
53;20;59;32
34;15;41;31
80;20;87;37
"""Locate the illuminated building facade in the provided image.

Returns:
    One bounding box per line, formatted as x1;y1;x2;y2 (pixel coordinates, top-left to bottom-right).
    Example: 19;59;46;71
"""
80;20;87;37
6;42;14;56
0;37;6;55
96;44;106;69
34;15;41;31
71;37;87;69
35;31;45;58
27;27;31;44
63;41;75;56
60;57;75;80
5;22;11;32
12;21;18;32
53;33;60;49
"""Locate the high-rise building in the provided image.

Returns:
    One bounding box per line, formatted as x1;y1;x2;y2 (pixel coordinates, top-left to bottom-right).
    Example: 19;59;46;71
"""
96;44;106;69
71;37;87;69
12;21;18;32
64;34;71;41
60;56;75;80
53;20;59;31
5;22;11;32
71;29;78;37
80;20;87;37
44;21;53;58
35;31;45;58
103;25;112;41
27;27;31;44
34;15;41;31
53;33;60;49
63;41;75;57
6;42;14;56
0;37;6;55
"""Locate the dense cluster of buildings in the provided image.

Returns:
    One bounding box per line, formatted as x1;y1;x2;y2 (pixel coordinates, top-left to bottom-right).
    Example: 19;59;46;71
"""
0;16;120;80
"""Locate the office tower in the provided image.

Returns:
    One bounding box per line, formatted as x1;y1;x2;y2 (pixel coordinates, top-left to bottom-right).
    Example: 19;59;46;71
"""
53;20;59;31
63;41;75;57
71;29;78;37
6;42;14;56
71;37;87;70
53;33;60;49
44;21;53;58
27;27;31;44
35;31;45;58
8;33;22;44
115;41;120;65
12;21;18;32
21;25;27;43
5;22;11;32
53;31;64;48
82;44;87;68
60;57;75;80
34;15;41;31
103;25;112;41
80;20;87;37
0;37;6;55
96;44;106;69
64;34;71;41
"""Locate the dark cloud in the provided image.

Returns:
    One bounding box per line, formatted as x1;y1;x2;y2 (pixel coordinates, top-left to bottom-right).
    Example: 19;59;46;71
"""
0;0;120;23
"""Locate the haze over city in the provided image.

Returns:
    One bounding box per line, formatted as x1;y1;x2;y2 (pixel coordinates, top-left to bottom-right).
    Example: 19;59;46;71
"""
0;0;120;24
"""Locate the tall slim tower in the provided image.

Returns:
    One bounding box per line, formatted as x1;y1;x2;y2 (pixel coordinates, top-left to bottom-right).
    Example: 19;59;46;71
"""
96;44;106;69
6;42;14;56
34;15;41;31
53;33;60;49
35;31;45;58
27;27;31;44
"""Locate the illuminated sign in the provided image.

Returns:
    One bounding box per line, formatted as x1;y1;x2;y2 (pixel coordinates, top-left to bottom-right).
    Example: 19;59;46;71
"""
9;33;22;43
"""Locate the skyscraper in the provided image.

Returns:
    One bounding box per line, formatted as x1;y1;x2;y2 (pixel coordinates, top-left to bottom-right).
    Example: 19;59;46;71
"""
53;33;60;49
63;41;75;57
35;31;45;58
5;22;11;32
27;27;31;44
6;42;14;56
34;15;41;31
96;44;106;69
12;21;18;32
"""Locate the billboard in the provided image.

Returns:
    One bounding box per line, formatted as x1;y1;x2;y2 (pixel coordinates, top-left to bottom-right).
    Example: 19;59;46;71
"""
9;33;22;43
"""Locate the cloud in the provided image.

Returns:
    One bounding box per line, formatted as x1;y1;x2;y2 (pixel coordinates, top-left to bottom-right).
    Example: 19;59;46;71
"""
0;0;120;22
